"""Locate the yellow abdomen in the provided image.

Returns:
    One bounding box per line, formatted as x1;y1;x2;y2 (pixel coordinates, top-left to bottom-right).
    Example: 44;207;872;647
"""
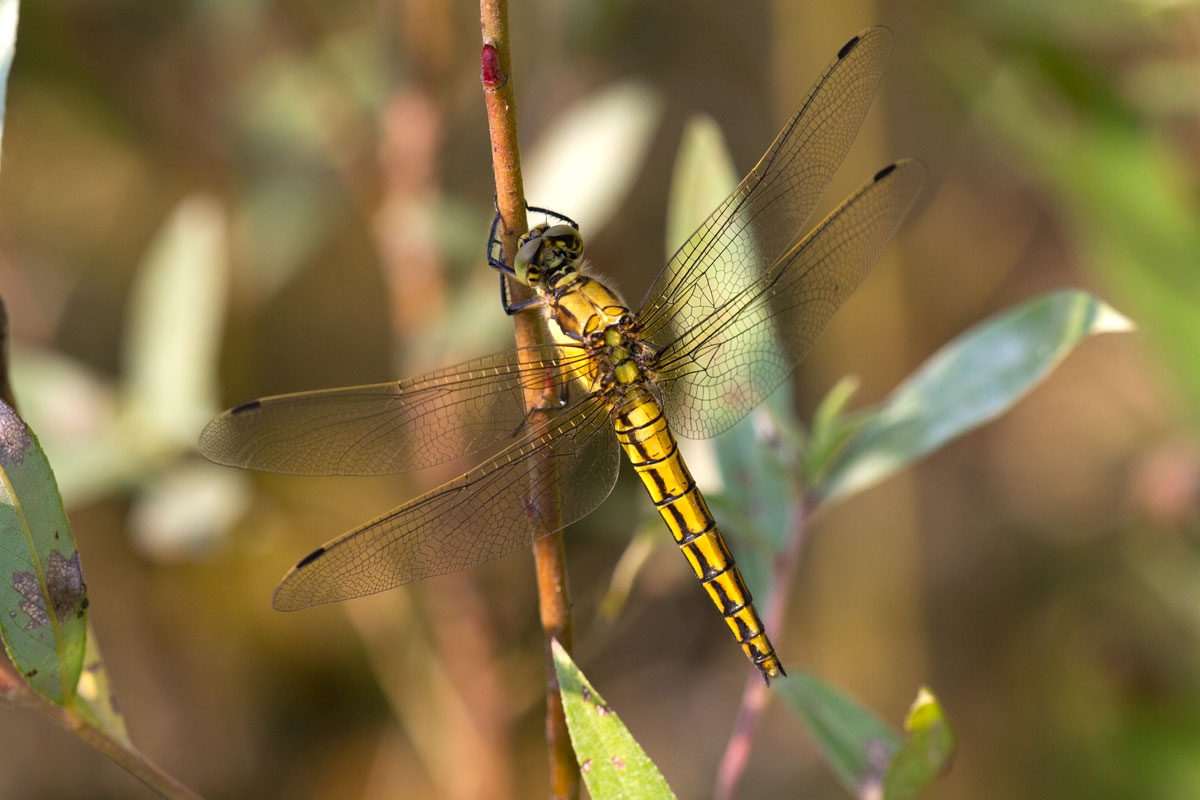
612;388;784;683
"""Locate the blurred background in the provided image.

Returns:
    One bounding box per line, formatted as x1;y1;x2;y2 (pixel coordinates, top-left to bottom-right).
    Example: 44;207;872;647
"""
3;0;1200;798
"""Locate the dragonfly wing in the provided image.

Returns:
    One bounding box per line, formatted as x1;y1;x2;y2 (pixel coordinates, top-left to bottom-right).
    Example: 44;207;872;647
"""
271;395;618;609
638;26;893;342
199;345;588;476
654;160;926;438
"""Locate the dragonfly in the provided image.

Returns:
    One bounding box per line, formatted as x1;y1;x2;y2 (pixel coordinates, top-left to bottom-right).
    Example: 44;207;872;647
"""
199;26;924;685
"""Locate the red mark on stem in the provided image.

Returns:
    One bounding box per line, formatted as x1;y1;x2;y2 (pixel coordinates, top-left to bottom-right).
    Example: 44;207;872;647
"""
481;43;505;89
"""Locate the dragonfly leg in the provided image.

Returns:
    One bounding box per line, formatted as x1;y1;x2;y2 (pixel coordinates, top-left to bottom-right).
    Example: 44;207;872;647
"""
499;272;543;315
526;204;578;230
486;209;512;272
488;203;577;314
486;203;575;270
488;211;546;315
508;376;570;438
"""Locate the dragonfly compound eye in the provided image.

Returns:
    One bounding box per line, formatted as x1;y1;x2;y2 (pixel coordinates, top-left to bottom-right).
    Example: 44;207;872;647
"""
513;230;546;287
539;224;584;268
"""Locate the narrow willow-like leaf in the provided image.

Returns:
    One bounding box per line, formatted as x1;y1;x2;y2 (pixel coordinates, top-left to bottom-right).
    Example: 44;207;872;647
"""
667;112;786;591
123;195;229;449
818;290;1133;504
525;83;662;234
0;401;88;704
806;375;867;490
551;640;677;800
665;113;739;259
0;0;17;166
777;673;901;798
72;621;130;746
883;688;955;800
708;385;796;595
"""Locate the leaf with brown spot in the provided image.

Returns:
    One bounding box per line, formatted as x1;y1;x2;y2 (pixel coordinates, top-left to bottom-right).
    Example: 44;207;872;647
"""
0;401;88;704
552;640;676;800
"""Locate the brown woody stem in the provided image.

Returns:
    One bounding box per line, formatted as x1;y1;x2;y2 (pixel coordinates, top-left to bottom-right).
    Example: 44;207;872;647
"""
479;4;579;798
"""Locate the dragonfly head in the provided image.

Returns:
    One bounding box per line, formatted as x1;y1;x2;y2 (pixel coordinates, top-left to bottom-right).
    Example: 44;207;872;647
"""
513;223;584;290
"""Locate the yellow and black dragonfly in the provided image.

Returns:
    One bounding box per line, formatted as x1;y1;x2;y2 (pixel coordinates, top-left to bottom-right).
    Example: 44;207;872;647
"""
199;26;923;684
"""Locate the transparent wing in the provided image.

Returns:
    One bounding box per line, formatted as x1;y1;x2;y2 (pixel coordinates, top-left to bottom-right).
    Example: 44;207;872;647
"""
638;26;892;341
653;159;926;438
198;345;592;476
271;395;618;609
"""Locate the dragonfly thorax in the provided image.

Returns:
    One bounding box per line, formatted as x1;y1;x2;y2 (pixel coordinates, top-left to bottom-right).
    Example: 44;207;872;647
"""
513;223;584;291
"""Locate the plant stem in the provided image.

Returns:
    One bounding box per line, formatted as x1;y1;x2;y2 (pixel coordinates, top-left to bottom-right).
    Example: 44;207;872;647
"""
478;4;579;798
713;499;812;800
0;684;205;799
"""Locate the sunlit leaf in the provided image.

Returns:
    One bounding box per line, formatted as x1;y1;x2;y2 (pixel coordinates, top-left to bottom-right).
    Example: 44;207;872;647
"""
123;195;229;450
666;110;789;591
883;688;955;800
777;672;900;797
551;640;677;800
72;622;129;746
963;57;1200;419
129;461;252;562
8;348;150;505
806;375;866;490
665;113;739;258
0;401;88;704
819;290;1132;504
780;676;955;799
525;83;662;234
0;0;17;167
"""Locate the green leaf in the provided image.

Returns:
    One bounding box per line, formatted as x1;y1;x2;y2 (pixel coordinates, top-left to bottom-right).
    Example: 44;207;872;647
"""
72;622;130;746
883;688;955;800
665;113;739;258
818;290;1132;504
667;111;792;591
8;348;149;505
806;375;868;488
525;83;662;233
122;195;229;451
707;385;797;595
777;673;901;797
551;640;677;800
0;401;88;704
129;461;252;562
958;53;1200;420
0;0;18;170
780;676;955;799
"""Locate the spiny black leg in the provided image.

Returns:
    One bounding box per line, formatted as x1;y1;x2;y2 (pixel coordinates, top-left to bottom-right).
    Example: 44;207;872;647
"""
500;272;542;315
509;377;571;437
487;210;511;272
488;210;534;315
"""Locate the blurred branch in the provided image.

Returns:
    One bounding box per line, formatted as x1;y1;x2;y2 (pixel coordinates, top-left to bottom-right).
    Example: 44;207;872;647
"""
0;297;13;409
479;4;578;799
1;674;203;800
